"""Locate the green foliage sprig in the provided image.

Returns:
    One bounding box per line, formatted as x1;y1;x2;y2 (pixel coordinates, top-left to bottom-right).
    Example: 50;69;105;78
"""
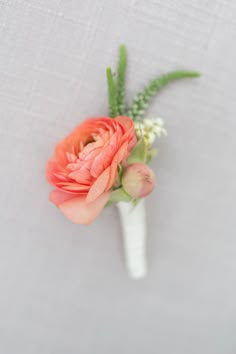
116;44;127;115
106;67;117;118
127;70;200;121
106;45;200;120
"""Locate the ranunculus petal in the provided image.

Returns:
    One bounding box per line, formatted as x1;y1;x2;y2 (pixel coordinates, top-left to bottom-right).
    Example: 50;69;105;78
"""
86;167;110;203
106;141;128;190
49;189;78;207
115;116;137;151
56;182;90;192
59;192;110;224
115;116;132;131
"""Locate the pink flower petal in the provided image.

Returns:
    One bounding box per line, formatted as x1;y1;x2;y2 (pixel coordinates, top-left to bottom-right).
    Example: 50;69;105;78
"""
115;116;137;151
86;167;110;203
55;182;90;192
59;192;110;224
49;189;78;207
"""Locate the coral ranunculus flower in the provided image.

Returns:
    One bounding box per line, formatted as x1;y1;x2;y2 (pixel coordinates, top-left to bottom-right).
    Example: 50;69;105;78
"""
46;116;137;224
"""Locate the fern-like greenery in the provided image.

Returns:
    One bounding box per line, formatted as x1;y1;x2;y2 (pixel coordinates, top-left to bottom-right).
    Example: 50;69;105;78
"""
127;70;200;121
106;46;200;120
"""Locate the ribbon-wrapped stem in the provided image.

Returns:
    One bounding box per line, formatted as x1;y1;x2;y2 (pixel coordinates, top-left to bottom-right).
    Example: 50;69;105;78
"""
117;200;147;279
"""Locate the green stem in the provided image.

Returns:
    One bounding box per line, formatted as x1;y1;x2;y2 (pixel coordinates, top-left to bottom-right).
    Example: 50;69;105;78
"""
106;67;118;118
116;45;127;115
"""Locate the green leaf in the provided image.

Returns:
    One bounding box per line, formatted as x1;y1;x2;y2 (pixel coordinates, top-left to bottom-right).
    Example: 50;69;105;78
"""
127;70;201;121
106;188;132;206
116;44;127;115
128;139;146;164
106;67;118;118
146;148;158;163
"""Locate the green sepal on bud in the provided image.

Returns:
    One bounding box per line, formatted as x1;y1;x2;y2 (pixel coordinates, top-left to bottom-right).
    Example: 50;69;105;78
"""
146;148;157;163
127;139;158;165
106;187;132;206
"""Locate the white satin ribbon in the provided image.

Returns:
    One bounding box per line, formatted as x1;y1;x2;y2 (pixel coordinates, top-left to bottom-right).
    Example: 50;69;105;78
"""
117;200;147;279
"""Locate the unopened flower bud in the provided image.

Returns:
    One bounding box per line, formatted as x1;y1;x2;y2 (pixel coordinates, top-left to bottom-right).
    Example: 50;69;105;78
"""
122;163;155;198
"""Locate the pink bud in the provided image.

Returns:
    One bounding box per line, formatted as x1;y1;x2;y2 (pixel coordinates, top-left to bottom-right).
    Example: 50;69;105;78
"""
122;163;155;198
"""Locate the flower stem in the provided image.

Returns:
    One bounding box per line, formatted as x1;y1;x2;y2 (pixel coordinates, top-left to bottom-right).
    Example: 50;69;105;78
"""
106;67;118;118
116;44;127;115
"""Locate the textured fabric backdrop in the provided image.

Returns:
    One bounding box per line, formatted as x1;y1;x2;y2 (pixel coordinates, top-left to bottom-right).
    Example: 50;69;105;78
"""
0;1;235;353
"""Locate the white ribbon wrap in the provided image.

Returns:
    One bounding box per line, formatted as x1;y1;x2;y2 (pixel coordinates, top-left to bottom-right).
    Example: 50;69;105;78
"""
117;200;147;279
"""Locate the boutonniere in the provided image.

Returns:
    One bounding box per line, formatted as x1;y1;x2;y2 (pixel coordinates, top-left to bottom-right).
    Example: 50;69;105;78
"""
46;45;200;278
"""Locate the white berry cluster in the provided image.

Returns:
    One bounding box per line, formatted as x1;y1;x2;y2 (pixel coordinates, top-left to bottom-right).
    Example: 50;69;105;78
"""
134;118;167;145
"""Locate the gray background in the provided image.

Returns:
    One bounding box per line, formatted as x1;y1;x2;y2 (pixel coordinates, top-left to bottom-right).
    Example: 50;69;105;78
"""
0;0;235;353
